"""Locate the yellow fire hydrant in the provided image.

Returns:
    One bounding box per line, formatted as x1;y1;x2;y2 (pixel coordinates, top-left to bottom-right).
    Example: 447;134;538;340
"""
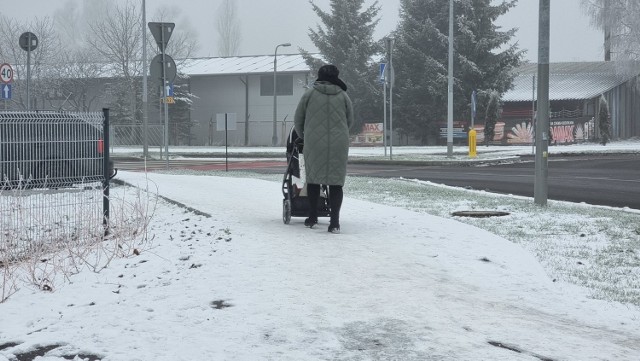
468;129;477;158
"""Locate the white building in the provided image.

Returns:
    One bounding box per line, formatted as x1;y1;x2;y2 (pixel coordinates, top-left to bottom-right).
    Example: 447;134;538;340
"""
181;54;313;146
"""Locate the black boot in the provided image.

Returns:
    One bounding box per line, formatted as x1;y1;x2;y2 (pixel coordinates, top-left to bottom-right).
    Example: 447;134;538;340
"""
305;184;320;228
328;185;343;233
304;217;318;228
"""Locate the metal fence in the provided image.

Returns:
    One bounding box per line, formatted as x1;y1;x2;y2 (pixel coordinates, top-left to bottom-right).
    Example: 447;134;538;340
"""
110;124;164;147
0;110;111;262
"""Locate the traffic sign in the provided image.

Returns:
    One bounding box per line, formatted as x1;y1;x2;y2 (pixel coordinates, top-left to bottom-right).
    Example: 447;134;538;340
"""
379;63;386;84
1;84;11;99
19;32;38;51
148;22;175;52
0;63;13;83
150;54;177;83
216;113;237;131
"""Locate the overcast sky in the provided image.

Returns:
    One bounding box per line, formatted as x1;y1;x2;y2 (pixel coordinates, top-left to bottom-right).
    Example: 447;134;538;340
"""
3;0;604;62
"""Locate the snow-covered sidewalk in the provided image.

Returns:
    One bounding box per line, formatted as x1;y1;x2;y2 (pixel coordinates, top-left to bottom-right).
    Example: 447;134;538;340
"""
1;171;639;360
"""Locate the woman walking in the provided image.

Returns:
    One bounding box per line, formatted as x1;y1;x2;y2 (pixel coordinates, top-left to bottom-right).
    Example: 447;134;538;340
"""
294;64;354;233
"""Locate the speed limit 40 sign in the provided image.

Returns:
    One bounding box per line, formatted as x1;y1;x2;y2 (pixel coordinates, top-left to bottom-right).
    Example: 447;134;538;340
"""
0;63;13;84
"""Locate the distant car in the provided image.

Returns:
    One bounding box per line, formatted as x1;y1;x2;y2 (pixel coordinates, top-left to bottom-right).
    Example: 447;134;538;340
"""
0;111;115;189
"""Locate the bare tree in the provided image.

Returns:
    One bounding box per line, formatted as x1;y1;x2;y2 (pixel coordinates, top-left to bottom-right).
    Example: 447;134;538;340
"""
54;1;82;51
47;49;107;112
582;0;640;65
86;0;143;123
215;0;242;56
0;15;59;110
47;0;109;111
151;5;200;62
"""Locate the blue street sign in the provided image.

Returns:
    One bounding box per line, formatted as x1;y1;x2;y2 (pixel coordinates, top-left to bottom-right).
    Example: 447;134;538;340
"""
166;83;174;96
379;63;386;84
1;83;11;99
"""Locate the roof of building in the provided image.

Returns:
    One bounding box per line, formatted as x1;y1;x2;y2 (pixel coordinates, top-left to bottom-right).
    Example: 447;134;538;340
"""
503;61;636;102
181;54;311;77
178;55;637;102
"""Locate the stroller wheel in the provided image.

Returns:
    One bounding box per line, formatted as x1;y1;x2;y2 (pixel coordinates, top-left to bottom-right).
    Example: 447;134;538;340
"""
283;199;292;224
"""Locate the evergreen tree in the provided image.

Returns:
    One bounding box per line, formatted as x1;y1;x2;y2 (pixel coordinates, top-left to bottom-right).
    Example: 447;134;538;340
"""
484;90;500;145
300;0;383;134
392;0;523;144
598;95;611;145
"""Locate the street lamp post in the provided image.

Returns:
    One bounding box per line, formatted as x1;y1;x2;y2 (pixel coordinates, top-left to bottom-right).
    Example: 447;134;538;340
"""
272;42;291;146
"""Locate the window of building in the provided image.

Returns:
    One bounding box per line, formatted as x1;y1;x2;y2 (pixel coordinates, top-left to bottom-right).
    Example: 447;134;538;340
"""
260;74;294;96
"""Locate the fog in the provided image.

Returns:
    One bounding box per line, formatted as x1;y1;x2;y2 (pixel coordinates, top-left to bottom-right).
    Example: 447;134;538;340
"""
3;0;603;62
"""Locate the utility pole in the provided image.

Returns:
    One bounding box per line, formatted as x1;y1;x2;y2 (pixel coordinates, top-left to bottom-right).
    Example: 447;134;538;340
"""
142;0;149;158
534;0;550;206
447;0;454;157
386;37;395;160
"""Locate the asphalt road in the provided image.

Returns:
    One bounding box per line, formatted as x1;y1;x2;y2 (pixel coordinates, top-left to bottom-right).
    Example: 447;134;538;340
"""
113;154;640;210
346;154;640;210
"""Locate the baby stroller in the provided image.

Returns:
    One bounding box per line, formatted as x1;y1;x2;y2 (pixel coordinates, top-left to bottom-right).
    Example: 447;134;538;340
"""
282;126;331;224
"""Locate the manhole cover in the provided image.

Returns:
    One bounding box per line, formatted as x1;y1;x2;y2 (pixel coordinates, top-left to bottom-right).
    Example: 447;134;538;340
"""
451;210;510;218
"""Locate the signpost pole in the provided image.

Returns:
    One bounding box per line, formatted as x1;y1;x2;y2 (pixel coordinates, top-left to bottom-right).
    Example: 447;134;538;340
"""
225;113;229;172
26;33;32;110
157;26;170;169
471;90;476;128
148;22;175;168
19;32;38;110
385;38;395;161
382;63;387;157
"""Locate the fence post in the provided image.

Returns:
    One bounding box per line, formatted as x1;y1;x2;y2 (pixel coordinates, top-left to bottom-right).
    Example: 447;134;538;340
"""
102;108;110;234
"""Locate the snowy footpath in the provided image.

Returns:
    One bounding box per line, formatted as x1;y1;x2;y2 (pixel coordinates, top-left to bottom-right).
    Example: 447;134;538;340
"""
1;171;639;361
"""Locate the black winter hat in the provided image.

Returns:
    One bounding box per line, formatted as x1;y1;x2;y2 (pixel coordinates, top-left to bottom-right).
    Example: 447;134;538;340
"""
316;64;347;91
318;64;340;79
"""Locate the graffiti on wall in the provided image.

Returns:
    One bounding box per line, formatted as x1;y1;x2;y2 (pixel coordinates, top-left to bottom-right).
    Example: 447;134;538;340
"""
550;118;595;144
476;117;596;145
351;123;384;145
506;121;534;144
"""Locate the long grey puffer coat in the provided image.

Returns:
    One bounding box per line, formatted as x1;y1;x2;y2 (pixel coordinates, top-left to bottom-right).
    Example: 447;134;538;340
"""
294;81;354;186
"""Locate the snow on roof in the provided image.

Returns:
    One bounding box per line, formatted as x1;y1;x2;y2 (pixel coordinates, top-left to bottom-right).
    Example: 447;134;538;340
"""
503;61;635;102
180;56;637;103
181;54;312;77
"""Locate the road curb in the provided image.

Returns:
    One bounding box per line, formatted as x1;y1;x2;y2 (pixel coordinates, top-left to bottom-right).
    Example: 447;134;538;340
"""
111;153;522;167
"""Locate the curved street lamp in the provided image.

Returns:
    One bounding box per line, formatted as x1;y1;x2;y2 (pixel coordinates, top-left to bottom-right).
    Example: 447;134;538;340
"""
272;42;291;146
